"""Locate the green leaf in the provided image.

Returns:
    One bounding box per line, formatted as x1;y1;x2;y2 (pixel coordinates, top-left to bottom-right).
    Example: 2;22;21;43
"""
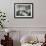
0;16;1;17
0;21;1;23
1;19;6;21
0;12;2;13
0;15;2;17
3;16;6;17
1;25;3;28
0;23;1;24
4;13;5;15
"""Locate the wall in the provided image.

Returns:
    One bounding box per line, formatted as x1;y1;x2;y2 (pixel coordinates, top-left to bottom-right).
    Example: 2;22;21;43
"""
0;0;46;46
0;0;46;27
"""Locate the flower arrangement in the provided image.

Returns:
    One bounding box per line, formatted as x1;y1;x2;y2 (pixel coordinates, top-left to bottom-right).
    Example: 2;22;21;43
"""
0;10;6;28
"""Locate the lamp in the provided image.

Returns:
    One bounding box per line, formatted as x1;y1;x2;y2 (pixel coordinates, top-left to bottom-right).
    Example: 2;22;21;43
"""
5;29;10;37
5;29;10;33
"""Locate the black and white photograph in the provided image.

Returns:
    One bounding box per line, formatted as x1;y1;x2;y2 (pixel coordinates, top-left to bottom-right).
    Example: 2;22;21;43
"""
14;3;33;18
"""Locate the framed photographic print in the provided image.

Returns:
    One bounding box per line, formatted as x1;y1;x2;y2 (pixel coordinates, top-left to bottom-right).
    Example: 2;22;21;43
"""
14;3;33;18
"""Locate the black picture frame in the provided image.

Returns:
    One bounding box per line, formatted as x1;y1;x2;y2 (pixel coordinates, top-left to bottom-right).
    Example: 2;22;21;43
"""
14;3;33;18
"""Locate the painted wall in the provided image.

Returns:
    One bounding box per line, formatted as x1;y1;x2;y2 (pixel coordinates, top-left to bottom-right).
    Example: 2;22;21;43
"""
0;0;46;27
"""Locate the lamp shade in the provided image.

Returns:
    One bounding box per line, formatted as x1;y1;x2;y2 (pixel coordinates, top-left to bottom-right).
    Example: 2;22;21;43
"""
5;29;10;33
